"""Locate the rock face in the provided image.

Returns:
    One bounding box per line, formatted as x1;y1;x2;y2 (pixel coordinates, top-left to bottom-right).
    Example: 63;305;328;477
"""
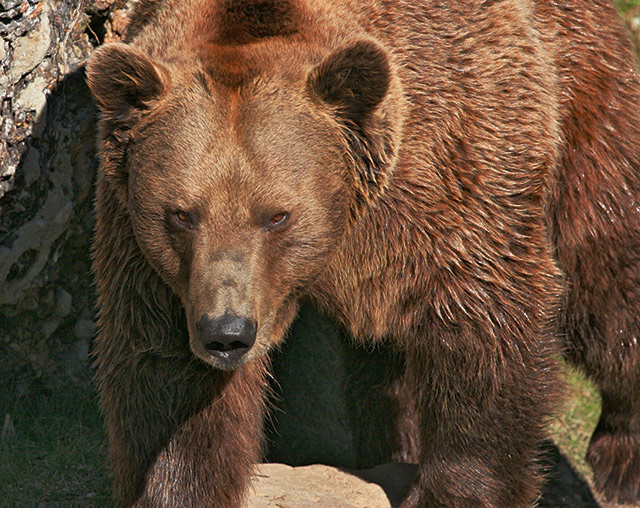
0;0;131;400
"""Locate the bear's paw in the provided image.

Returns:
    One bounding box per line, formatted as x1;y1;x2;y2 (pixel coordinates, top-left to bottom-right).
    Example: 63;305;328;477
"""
587;428;640;504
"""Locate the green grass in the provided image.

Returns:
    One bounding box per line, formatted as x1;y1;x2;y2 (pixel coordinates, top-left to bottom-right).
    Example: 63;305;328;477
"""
0;388;111;508
617;0;640;14
548;366;602;479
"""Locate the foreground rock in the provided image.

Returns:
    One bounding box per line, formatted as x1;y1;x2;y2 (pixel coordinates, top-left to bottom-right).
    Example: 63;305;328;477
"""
247;463;396;508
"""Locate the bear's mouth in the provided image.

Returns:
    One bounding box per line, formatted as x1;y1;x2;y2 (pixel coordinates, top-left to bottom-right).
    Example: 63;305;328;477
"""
192;339;258;371
204;348;252;371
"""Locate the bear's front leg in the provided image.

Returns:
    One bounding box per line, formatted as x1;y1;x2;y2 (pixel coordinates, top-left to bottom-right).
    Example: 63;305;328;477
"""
96;351;268;508
399;320;562;508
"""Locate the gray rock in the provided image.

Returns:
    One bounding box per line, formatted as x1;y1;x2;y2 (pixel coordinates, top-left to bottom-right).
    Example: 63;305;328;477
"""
0;192;73;305
0;76;9;105
55;289;72;317
0;0;127;400
15;74;48;114
74;319;96;340
72;338;90;363
0;0;22;12
21;145;41;186
42;318;62;339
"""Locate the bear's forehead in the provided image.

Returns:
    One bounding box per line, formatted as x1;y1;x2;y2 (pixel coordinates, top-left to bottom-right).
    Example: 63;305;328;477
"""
172;77;305;142
200;43;310;91
135;84;325;180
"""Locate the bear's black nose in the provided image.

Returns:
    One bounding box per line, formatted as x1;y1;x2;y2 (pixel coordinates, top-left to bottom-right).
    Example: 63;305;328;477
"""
198;314;257;361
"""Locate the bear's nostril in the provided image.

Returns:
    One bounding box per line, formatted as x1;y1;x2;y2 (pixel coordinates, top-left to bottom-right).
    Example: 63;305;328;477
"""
198;315;257;357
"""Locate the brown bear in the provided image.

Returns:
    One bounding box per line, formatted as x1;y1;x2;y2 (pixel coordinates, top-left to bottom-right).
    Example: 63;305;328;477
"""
86;0;640;506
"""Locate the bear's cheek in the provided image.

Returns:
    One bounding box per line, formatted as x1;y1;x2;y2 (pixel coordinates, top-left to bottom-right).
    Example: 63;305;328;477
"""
218;232;329;362
246;299;301;362
129;207;186;289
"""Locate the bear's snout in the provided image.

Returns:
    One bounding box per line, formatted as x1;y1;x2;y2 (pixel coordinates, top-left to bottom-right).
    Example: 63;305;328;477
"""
197;314;257;367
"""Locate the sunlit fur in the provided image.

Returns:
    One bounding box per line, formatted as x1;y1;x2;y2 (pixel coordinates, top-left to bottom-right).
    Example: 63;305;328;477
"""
87;1;640;507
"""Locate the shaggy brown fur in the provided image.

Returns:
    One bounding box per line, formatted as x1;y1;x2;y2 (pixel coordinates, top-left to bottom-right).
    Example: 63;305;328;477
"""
86;0;640;506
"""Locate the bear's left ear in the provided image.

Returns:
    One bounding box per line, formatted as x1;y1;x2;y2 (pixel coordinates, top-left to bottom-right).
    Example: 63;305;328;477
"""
308;40;390;128
308;40;402;213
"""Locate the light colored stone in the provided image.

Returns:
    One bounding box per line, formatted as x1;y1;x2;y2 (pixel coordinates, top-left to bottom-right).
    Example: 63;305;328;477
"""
72;338;90;363
53;200;73;225
42;318;61;339
55;289;72;317
16;74;48;114
0;75;8;99
0;0;22;10
246;463;392;508
10;3;50;83
0;4;51;98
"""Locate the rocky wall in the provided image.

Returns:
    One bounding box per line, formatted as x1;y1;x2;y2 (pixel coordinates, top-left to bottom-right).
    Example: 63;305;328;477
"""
0;0;130;402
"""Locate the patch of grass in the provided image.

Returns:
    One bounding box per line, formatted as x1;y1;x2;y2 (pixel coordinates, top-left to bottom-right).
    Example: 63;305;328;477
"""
617;0;640;14
0;387;110;508
549;366;601;478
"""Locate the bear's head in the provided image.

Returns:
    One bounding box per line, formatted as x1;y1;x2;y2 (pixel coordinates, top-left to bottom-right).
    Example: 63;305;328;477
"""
86;35;403;370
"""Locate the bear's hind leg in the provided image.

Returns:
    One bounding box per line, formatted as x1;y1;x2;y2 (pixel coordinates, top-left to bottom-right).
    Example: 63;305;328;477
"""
587;388;640;504
551;120;640;505
557;235;640;503
549;40;640;502
546;2;640;499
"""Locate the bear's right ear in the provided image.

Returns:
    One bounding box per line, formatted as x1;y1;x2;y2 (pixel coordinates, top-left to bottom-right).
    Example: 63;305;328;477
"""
307;39;390;129
307;40;402;213
86;42;170;123
86;43;170;206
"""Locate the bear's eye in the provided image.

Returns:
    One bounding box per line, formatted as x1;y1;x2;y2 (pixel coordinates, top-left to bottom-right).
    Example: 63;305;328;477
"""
172;210;194;229
266;212;290;231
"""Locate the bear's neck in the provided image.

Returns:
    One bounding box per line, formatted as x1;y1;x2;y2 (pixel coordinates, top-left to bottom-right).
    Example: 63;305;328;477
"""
309;176;437;342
